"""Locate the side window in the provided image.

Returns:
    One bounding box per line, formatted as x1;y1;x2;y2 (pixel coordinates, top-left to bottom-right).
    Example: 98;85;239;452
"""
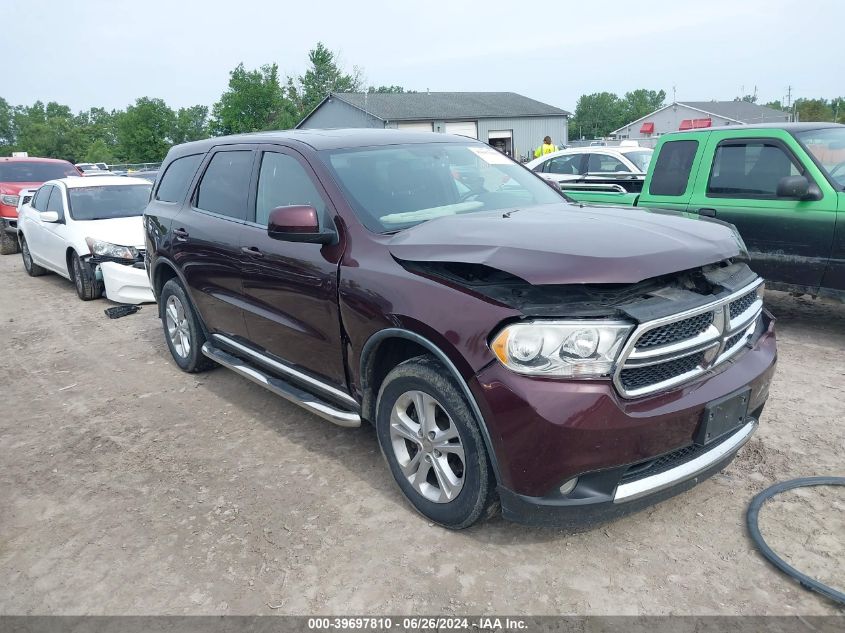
587;154;629;173
46;186;64;218
32;186;52;211
545;155;582;175
255;152;328;227
155;154;203;203
707;141;801;198
195;150;254;220
649;140;699;196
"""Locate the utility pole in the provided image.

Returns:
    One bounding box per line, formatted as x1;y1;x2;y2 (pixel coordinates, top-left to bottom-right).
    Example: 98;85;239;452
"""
786;85;792;109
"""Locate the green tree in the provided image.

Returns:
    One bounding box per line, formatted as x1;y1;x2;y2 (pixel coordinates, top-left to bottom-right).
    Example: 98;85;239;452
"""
795;98;833;122
570;92;624;138
367;85;405;94
115;97;175;162
0;97;15;152
735;94;758;103
173;105;209;144
619;89;666;126
82;138;116;163
293;42;362;117
13;101;88;161
210;63;296;135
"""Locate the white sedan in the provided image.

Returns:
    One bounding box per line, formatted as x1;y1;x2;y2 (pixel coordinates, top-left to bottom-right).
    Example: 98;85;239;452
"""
17;176;155;303
525;146;653;184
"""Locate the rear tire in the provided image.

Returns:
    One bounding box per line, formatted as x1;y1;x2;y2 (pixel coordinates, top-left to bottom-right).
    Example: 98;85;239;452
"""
71;252;102;300
160;278;214;373
20;236;47;276
375;355;497;529
0;228;20;255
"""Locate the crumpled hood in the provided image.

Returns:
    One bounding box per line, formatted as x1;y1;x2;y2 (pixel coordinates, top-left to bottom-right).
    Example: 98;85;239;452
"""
388;204;743;285
74;216;145;249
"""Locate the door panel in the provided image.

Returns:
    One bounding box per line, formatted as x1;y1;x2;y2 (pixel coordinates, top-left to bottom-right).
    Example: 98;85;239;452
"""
239;147;347;388
43;186;70;273
172;147;255;337
688;134;836;289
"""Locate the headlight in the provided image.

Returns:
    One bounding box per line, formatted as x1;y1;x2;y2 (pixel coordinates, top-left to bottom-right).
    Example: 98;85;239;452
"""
1;194;20;206
731;226;749;259
85;237;138;260
491;320;634;377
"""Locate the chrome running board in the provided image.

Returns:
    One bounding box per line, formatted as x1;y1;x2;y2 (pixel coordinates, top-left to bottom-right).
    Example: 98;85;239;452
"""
201;342;361;428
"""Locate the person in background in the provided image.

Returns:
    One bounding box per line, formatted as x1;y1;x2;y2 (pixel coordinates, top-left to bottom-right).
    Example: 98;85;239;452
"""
534;136;558;158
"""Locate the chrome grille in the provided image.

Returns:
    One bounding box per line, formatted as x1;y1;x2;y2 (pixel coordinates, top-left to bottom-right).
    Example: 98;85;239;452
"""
636;312;713;348
614;280;764;398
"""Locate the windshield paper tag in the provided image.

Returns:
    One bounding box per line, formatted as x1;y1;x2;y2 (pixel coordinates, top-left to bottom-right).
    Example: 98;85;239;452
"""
468;146;512;165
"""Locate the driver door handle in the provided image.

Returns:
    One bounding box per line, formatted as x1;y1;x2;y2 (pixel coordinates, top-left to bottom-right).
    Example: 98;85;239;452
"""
241;246;264;258
173;227;189;241
697;208;717;217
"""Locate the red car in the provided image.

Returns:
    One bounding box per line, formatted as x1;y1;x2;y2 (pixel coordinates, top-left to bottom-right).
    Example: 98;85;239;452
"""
0;157;81;254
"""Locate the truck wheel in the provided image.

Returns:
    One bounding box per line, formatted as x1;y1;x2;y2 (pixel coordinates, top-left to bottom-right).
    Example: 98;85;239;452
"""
20;236;47;276
71;252;103;300
375;355;497;529
160;278;214;373
0;228;20;255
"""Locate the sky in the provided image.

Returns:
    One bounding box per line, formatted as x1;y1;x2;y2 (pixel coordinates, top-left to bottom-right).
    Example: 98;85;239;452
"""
2;0;843;114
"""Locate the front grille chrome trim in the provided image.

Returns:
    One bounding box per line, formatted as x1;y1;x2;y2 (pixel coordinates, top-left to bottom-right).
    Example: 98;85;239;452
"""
614;280;763;398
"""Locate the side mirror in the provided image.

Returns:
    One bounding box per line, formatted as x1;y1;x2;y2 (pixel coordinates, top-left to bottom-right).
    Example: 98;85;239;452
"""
776;175;812;199
39;211;60;223
267;205;335;244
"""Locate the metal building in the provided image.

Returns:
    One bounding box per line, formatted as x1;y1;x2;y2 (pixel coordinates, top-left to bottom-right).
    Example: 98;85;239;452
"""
612;101;792;142
297;92;570;162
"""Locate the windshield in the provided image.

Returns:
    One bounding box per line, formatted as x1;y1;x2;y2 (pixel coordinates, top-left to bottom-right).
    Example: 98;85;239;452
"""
795;127;845;188
624;150;653;172
68;184;152;221
0;161;79;182
321;142;565;232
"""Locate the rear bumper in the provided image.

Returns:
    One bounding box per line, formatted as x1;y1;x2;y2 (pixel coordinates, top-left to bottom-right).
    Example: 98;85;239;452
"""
470;310;777;526
99;262;155;304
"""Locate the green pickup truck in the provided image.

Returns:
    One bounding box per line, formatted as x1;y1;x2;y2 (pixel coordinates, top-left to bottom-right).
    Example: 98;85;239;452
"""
564;123;845;301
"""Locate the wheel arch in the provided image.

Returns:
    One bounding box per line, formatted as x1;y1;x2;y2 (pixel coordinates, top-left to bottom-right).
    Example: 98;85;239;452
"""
360;328;502;484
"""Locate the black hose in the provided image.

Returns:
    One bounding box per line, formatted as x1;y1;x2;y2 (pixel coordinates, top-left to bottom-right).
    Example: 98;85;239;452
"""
746;476;845;606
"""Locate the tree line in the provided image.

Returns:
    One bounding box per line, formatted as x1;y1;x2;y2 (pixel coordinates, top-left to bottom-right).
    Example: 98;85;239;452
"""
1;41;843;162
0;43;403;164
570;90;845;139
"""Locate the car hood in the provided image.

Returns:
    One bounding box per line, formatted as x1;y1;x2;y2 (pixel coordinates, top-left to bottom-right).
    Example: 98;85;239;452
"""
73;216;145;249
387;204;743;285
0;182;41;195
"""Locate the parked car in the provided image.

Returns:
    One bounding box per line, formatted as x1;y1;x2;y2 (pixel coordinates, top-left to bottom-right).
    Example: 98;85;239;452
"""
127;170;158;183
526;146;653;193
0;157;80;254
144;129;776;529
563;123;845;302
18;176;154;303
75;162;109;173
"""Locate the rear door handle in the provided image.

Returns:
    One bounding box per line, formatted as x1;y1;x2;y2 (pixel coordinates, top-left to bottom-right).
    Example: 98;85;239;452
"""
173;227;189;241
241;246;264;258
697;208;717;217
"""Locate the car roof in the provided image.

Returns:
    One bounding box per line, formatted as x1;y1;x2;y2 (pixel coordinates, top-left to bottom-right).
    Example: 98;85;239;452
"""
0;156;75;164
52;176;151;188
167;128;482;158
666;122;844;135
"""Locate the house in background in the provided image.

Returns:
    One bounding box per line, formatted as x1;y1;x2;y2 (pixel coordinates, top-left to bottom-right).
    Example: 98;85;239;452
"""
297;92;571;162
612;101;792;142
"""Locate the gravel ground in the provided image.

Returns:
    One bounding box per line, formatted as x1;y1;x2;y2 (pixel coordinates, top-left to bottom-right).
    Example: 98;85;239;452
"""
0;252;842;616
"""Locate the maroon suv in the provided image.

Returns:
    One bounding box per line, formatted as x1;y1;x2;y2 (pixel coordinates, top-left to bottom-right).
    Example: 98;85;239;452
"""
144;129;777;529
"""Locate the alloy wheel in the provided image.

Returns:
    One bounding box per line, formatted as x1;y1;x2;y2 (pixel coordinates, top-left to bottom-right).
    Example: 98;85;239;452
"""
165;295;191;358
73;257;83;293
22;240;31;271
389;390;465;503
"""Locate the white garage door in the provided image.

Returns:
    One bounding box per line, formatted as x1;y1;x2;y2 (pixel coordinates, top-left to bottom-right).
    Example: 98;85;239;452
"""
397;121;433;132
444;121;478;139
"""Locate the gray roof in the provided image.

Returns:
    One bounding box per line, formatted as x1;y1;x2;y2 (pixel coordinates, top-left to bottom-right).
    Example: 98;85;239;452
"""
678;101;790;123
328;92;571;121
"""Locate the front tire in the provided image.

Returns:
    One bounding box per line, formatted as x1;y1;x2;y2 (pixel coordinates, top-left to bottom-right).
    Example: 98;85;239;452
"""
0;228;20;255
376;356;497;529
71;252;102;300
160;278;214;373
20;236;47;276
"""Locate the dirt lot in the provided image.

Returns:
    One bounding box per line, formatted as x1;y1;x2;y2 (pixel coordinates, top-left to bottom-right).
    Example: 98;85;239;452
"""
0;252;842;616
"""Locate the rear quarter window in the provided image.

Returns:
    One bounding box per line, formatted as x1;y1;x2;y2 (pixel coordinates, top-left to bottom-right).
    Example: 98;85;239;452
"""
155;154;203;203
648;140;699;196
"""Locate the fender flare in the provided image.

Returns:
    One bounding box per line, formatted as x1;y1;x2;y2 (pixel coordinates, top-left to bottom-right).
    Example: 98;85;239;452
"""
360;328;503;485
149;256;210;338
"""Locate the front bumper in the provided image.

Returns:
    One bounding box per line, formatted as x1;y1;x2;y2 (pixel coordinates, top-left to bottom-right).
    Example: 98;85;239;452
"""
99;261;155;304
470;310;777;527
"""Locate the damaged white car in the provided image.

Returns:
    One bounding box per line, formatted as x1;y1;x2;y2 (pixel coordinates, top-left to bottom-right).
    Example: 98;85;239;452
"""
17;176;154;303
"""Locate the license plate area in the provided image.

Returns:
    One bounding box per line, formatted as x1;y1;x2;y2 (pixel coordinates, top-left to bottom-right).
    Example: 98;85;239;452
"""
695;388;751;446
